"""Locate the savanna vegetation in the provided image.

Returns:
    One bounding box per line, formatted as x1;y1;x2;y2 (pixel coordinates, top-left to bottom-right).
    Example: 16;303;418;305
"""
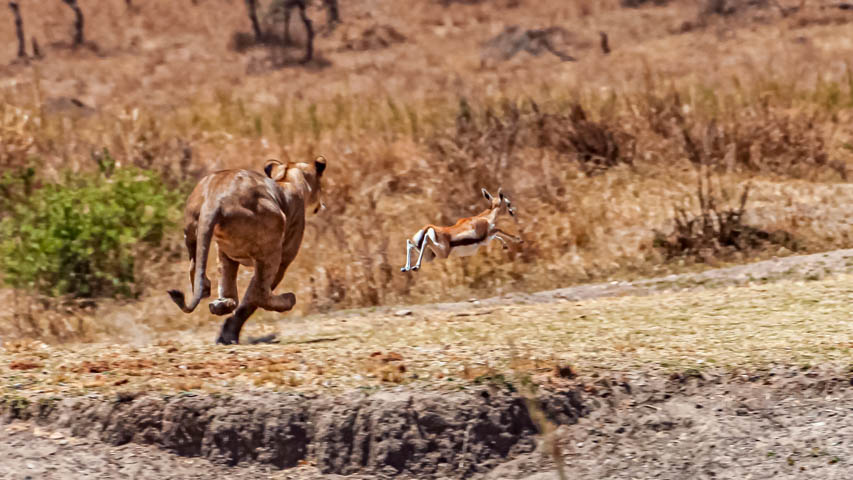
1;0;853;343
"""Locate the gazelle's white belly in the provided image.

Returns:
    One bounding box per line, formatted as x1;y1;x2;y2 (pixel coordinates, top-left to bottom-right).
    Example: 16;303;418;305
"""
449;242;484;257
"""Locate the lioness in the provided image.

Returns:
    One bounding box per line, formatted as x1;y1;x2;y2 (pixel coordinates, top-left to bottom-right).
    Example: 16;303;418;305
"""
168;156;327;344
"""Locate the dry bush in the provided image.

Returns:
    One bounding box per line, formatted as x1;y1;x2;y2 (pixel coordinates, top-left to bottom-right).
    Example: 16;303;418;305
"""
651;110;805;263
620;0;670;7
438;0;522;6
642;91;845;180
701;0;770;17
429;98;636;213
336;24;406;52
653;168;797;263
531;101;636;176
480;26;578;63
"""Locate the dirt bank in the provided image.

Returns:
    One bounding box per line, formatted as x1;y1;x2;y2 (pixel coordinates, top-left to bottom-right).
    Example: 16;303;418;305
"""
3;366;852;479
1;386;584;478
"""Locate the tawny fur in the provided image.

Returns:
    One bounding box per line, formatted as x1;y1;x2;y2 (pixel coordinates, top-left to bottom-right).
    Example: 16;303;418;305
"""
168;156;326;345
401;188;522;272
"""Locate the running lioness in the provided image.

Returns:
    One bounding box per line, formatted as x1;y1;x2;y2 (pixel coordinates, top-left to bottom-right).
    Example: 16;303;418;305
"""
168;156;327;344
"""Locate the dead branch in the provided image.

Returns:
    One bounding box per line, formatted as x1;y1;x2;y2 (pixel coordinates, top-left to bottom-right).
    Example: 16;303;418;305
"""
9;2;26;59
482;26;577;63
298;2;314;63
31;37;42;59
277;0;315;63
324;0;340;32
599;31;610;54
245;0;263;42
61;0;85;47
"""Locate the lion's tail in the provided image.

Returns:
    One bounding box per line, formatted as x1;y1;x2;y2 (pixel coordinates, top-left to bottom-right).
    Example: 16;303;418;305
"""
168;203;219;314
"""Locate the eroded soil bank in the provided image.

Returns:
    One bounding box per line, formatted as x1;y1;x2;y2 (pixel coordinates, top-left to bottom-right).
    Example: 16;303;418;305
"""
3;366;853;479
1;384;584;478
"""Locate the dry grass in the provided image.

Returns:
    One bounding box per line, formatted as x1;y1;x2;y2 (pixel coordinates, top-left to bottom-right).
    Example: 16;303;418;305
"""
3;272;853;399
1;0;853;341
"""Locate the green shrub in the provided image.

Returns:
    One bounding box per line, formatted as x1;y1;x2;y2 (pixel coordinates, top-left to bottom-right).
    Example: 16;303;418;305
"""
0;165;36;218
0;163;182;298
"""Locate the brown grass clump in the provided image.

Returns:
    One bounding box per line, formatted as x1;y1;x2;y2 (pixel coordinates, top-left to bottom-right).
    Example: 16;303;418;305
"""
429;99;636;214
667;96;844;180
653;168;797;263
531;101;636;176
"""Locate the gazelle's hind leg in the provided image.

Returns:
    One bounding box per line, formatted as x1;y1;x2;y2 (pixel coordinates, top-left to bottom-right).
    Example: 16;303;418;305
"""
401;239;415;272
413;228;447;271
402;229;425;272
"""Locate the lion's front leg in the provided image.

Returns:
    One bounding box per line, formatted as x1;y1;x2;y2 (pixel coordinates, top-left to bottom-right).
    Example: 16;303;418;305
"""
255;256;296;312
264;245;298;312
266;292;296;312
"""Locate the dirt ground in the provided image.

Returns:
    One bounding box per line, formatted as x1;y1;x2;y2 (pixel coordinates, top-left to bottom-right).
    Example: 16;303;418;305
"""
2;366;852;479
492;370;853;480
3;1;853;478
0;427;316;480
3;250;853;479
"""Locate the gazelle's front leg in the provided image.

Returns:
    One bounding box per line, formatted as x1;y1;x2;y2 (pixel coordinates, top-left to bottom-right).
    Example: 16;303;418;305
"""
493;228;523;244
492;234;510;250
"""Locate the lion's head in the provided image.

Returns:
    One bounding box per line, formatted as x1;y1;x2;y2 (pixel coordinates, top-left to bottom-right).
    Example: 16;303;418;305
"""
264;156;327;214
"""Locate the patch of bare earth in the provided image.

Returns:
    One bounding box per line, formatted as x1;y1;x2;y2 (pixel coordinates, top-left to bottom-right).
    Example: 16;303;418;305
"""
2;251;853;477
1;367;851;479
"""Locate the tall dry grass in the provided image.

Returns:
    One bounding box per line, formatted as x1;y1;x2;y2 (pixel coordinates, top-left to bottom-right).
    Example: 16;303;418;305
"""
1;0;853;341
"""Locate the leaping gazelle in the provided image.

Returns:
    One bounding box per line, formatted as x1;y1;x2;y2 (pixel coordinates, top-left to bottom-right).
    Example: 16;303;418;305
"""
401;188;522;272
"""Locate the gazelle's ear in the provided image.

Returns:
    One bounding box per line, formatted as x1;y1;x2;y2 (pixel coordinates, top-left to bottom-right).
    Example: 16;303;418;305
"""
264;159;287;181
482;188;493;201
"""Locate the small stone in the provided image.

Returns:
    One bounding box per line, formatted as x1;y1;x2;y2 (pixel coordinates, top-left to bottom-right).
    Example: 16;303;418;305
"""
394;309;412;317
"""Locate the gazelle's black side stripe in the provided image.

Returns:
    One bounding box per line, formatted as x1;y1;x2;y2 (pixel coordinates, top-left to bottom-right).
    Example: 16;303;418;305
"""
449;236;485;248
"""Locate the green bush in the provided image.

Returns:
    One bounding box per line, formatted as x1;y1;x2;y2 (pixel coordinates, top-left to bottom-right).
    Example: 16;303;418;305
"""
0;162;182;298
0;165;35;218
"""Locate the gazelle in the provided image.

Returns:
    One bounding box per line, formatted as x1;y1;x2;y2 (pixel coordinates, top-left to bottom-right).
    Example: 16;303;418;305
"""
401;188;522;272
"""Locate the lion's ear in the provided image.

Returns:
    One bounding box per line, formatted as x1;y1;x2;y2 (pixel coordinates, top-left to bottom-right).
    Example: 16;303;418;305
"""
264;159;287;181
314;156;327;176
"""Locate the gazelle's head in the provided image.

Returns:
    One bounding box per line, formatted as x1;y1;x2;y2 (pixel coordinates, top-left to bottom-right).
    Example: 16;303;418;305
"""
481;187;517;221
264;156;328;214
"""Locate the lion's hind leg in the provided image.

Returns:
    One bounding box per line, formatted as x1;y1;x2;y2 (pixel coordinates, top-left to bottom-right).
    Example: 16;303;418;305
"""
210;251;239;316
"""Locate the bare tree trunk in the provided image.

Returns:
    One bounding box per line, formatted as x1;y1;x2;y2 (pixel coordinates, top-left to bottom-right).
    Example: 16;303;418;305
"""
284;4;292;44
324;0;340;28
245;0;263;42
9;2;27;59
599;31;610;55
31;37;42;59
62;0;85;47
296;2;314;63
